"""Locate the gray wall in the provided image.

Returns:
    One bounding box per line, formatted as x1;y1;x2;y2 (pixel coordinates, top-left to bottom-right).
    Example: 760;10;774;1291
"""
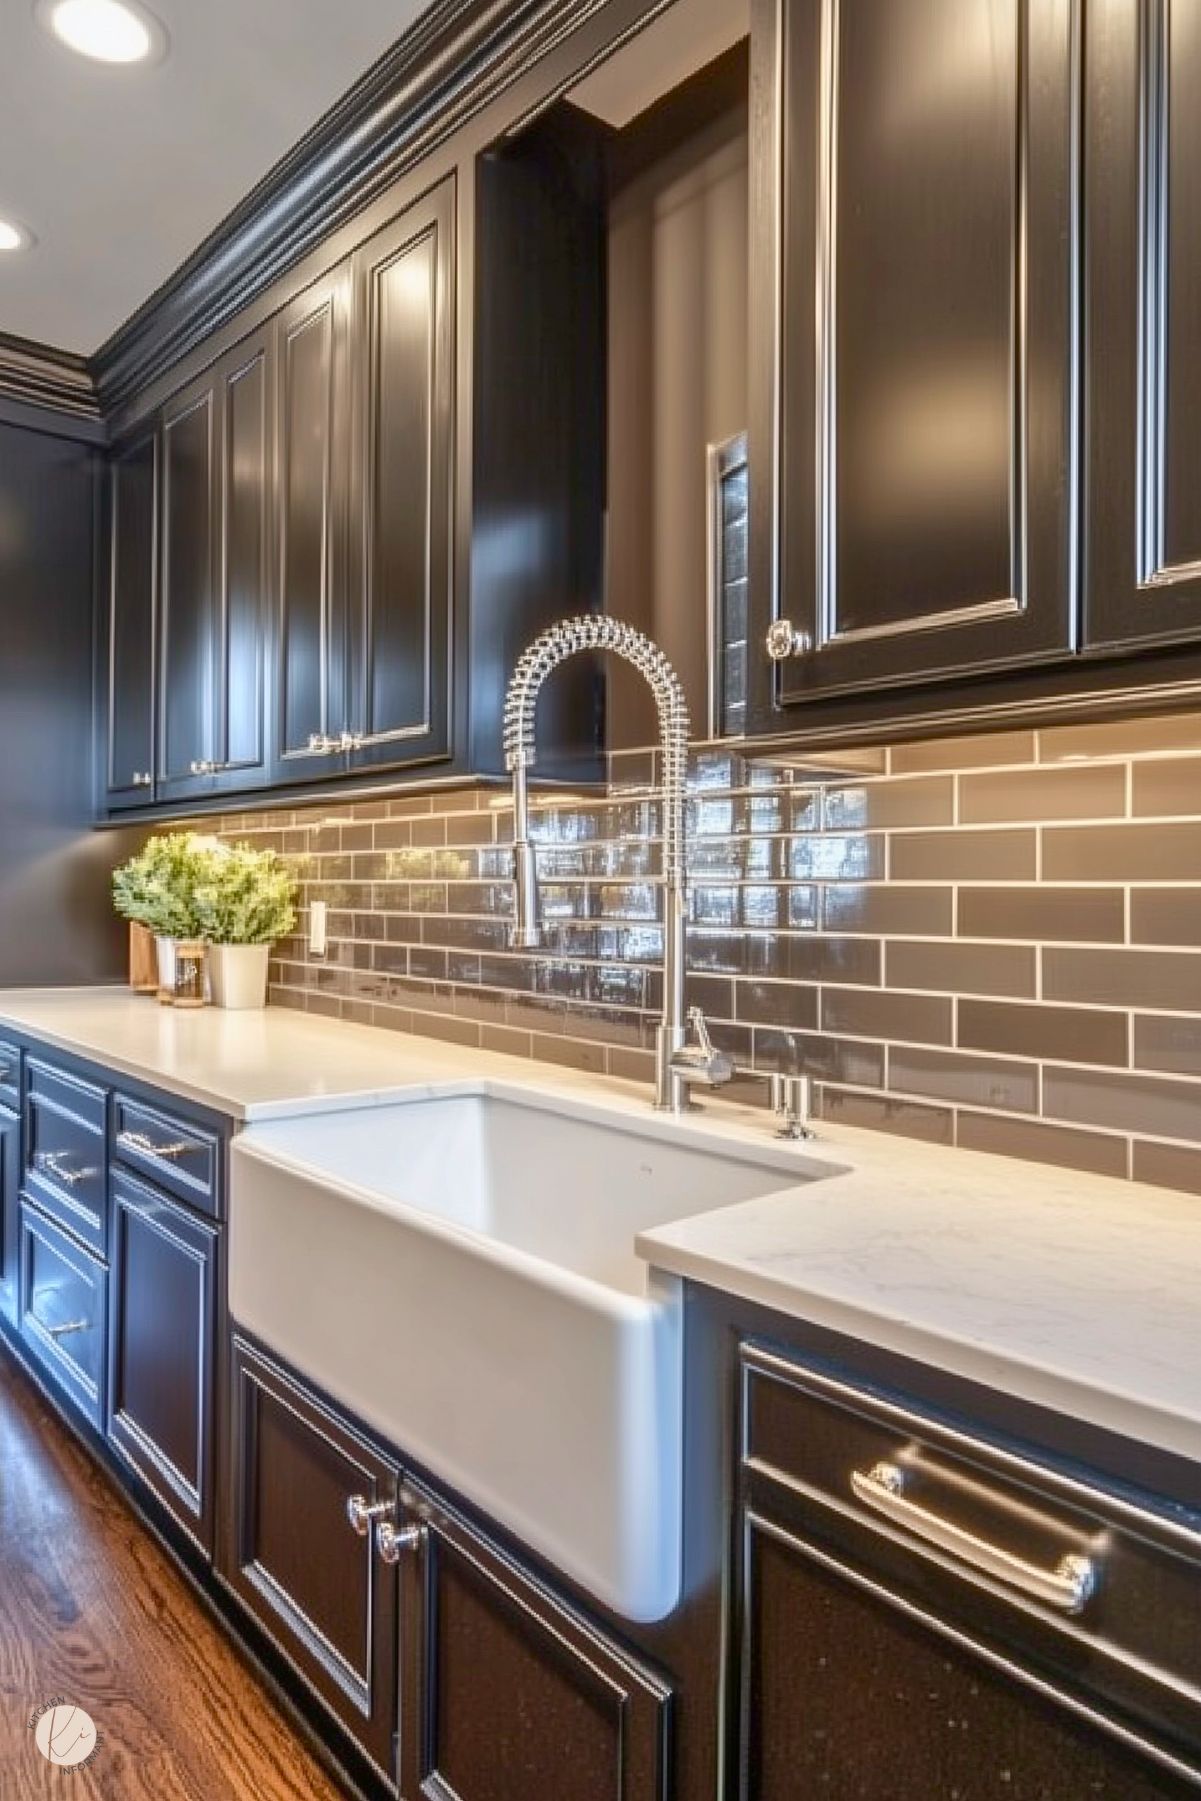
0;415;133;986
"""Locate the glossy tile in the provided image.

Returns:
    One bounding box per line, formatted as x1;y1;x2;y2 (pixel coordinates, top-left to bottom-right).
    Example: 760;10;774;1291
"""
1043;947;1201;1012
1044;1066;1201;1145
1129;889;1201;948
959;764;1126;824
821;883;953;936
822;776;953;830
1133;1014;1201;1078
956;1112;1128;1178
889;1045;1038;1113
886;940;1037;998
890;828;1037;881
817;1087;955;1144
821;988;953;1046
1043;821;1201;881
1131;1139;1201;1196
891;730;1036;773
957;886;1124;944
958;999;1128;1067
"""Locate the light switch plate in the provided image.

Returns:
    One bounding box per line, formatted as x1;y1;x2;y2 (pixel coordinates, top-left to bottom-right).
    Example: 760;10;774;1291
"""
309;900;328;958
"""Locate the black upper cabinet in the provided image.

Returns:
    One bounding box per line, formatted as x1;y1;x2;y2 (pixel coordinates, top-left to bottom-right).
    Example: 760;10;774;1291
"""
273;264;353;786
749;0;1077;720
105;430;158;807
158;375;220;805
158;331;274;803
1084;0;1201;652
215;330;274;790
347;179;455;774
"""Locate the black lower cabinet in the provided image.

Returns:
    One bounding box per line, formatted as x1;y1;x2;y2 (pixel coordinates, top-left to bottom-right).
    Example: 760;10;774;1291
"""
0;1101;18;1323
398;1477;671;1801
735;1340;1201;1801
17;1198;107;1429
222;1335;401;1776
107;1169;219;1554
740;1518;1190;1801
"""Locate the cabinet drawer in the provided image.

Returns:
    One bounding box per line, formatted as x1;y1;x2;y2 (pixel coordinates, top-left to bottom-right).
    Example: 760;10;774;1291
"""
0;1038;20;1110
24;1060;108;1255
113;1095;218;1217
741;1342;1201;1781
19;1198;107;1427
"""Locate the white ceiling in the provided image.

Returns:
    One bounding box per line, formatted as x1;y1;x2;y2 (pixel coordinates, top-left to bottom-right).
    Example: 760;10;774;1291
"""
0;0;434;354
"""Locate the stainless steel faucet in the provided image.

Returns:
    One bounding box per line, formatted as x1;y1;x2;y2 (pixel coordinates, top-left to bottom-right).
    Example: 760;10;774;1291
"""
503;616;726;1113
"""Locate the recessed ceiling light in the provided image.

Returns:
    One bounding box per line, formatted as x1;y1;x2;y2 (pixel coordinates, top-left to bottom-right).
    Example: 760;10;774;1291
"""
0;217;36;253
34;0;168;65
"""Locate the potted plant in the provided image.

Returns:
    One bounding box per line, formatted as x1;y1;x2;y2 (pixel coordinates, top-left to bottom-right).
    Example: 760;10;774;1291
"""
193;842;297;1010
112;834;210;1000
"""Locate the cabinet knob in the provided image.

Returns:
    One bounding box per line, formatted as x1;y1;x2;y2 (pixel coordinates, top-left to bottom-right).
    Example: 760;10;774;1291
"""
376;1519;425;1564
132;771;153;788
765;618;811;661
346;1493;393;1536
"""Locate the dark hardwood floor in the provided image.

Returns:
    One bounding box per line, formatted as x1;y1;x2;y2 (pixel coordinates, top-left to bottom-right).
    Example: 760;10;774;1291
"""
0;1350;348;1799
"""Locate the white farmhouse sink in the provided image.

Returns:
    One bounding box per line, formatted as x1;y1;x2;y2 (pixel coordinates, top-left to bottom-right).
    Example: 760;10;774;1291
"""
229;1083;823;1621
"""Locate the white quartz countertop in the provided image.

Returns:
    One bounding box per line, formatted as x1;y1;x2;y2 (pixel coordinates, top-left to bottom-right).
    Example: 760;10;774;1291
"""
2;987;1198;1466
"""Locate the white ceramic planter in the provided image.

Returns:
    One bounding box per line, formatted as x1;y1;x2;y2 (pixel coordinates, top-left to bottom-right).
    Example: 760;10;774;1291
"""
209;943;270;1010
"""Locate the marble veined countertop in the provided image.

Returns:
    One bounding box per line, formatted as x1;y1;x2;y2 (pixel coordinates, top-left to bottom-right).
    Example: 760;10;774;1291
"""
1;986;1197;1464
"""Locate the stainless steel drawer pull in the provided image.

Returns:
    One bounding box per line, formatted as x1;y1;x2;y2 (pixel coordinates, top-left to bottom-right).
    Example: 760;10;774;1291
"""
346;1494;393;1536
117;1130;192;1161
34;1150;98;1188
376;1519;425;1564
38;1315;90;1340
850;1461;1097;1616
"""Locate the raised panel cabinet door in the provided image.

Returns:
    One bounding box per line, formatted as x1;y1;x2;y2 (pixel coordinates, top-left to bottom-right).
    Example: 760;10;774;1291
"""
106;430;158;806
1084;0;1201;651
0;1102;18;1324
347;178;455;774
222;1336;399;1774
398;1479;671;1801
107;1170;218;1554
210;329;273;792
158;375;221;805
273;265;353;786
738;1512;1196;1800
749;0;1077;718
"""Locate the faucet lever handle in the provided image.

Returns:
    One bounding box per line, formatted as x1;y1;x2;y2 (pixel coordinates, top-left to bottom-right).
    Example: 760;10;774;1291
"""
686;1005;716;1055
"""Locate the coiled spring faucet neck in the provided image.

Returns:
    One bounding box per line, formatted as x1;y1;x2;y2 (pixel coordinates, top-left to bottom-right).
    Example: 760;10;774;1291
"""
503;616;719;1114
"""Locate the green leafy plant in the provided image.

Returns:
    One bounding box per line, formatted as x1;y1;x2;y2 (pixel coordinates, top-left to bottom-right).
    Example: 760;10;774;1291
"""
192;843;298;946
112;834;210;938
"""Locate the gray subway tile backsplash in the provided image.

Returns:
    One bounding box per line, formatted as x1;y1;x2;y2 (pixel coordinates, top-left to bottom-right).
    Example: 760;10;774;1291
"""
206;711;1201;1196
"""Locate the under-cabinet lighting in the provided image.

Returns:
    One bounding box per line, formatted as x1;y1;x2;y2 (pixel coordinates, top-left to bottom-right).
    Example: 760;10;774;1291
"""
35;0;168;65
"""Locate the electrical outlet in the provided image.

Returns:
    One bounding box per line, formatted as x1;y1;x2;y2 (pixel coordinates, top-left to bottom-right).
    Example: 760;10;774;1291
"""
309;899;328;958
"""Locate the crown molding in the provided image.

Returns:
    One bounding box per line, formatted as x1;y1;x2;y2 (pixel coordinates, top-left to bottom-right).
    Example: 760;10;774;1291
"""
90;0;612;416
0;331;102;432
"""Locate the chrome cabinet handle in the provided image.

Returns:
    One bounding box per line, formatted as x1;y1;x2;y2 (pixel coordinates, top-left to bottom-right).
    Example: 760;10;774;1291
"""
40;1316;90;1340
376;1519;424;1564
132;771;153;788
851;1461;1097;1616
117;1129;192;1161
346;1494;393;1537
765;617;811;661
0;1062;13;1084
34;1150;97;1188
307;731;363;755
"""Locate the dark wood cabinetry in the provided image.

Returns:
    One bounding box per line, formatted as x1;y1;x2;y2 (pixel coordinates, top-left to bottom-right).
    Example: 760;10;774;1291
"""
0;1098;19;1325
398;1477;670;1801
1083;0;1201;654
274;265;353;785
347;180;455;774
105;429;158;806
223;1335;400;1774
749;0;1077;719
735;1341;1201;1799
108;1168;219;1553
158;375;221;804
